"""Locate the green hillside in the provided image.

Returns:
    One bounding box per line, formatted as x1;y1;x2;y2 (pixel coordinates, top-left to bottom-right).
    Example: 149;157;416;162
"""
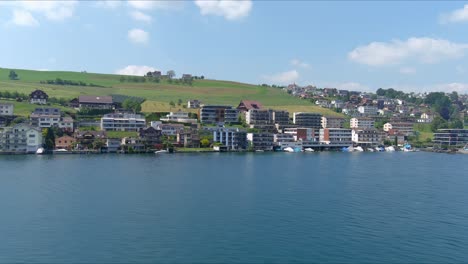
0;68;342;116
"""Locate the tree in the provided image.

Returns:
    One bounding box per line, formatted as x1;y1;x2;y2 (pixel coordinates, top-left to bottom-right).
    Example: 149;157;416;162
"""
44;128;56;151
92;139;106;150
167;70;176;79
200;138;210;148
450;91;459;102
8;70;18;80
449;119;463;129
122;99;142;113
177;98;182;106
169;101;176;108
119;76;126;82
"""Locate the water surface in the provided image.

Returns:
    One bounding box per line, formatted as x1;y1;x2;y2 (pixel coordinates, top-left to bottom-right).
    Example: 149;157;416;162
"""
0;152;467;263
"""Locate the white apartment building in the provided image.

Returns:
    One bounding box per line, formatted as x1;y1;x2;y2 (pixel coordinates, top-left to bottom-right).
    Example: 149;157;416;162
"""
350;117;375;129
101;113;146;131
357;105;378;115
0;103;14;116
0;123;42;153
160;111;197;124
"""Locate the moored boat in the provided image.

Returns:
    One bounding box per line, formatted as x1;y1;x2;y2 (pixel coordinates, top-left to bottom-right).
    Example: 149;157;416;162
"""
354;146;364;152
35;147;45;155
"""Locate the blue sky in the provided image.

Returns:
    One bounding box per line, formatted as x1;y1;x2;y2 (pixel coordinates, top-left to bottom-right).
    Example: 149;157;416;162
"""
1;1;468;93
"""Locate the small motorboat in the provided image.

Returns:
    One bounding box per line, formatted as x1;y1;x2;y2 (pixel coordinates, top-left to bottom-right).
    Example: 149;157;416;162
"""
354;146;364;152
284;147;295;153
385;146;396;152
155;149;169;154
35;147;45;155
367;148;375;152
304;148;315;152
459;144;468;154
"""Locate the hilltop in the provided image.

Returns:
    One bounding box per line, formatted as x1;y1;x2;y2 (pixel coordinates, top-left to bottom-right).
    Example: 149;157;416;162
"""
0;68;342;117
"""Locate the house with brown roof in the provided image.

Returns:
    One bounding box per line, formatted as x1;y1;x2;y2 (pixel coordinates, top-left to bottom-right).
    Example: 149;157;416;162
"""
29;89;48;104
55;136;76;150
78;95;114;110
237;100;264;112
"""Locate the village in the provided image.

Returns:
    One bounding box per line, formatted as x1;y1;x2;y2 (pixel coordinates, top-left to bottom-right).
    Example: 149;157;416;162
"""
0;83;467;154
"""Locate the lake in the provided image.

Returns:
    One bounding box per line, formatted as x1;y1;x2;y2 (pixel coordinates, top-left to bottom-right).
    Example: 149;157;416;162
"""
0;152;467;263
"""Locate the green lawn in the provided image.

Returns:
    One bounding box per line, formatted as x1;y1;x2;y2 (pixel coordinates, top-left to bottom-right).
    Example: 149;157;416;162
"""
414;123;433;141
0;99;76;117
0;68;343;117
106;131;138;138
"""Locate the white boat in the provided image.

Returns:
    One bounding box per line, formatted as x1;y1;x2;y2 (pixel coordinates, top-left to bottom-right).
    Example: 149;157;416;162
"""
354;146;364;152
304;148;315;152
385;146;395;152
367;148;375;152
459;144;468;154
347;146;355;152
155;149;169;154
35;147;45;155
255;150;265;152
284;147;295;153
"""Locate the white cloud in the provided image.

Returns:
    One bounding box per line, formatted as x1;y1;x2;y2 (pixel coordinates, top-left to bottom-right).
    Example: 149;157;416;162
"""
290;59;310;68
440;5;468;24
95;1;122;9
194;0;252;20
127;0;182;10
322;82;371;92
391;83;468;94
130;10;152;23
262;70;299;84
433;83;468;94
116;65;158;76
399;67;416;75
128;28;149;44
348;37;468;66
10;9;39;27
2;1;77;24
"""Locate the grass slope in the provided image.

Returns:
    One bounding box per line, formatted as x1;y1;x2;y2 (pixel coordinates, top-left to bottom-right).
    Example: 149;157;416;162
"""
0;68;342;117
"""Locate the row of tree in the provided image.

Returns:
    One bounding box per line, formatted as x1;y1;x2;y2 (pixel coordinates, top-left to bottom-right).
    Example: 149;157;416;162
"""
40;79;104;87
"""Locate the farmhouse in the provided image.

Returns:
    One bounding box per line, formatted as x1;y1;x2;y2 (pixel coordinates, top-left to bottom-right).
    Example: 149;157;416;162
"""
29;89;48;104
79;95;114;110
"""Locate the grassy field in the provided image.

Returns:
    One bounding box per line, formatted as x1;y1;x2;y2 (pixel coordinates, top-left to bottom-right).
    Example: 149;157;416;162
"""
0;68;342;117
414;123;433;141
0;99;76;117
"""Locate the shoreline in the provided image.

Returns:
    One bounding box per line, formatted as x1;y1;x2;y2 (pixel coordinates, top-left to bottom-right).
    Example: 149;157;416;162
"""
0;148;464;156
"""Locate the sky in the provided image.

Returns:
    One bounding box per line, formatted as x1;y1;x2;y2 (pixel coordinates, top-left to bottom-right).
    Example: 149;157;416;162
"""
1;1;468;94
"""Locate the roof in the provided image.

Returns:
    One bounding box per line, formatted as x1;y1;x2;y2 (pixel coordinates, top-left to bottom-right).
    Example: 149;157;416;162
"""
30;89;48;99
79;95;113;104
238;100;264;111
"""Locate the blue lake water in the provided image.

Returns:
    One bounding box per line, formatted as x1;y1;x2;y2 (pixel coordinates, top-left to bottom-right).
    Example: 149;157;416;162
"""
0;152;467;263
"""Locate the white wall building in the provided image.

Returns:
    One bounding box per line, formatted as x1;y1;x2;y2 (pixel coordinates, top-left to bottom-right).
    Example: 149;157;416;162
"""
357;105;378;115
0;123;42;153
0;103;14;116
350;117;375;129
160;111;197;124
101;113;146;131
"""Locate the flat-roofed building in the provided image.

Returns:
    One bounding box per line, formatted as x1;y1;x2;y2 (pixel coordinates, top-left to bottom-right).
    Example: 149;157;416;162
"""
199;105;239;124
350;117;375;129
100;113;146;131
321;116;345;128
293;112;322;128
319;128;352;146
0;103;14;116
433;129;468;147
